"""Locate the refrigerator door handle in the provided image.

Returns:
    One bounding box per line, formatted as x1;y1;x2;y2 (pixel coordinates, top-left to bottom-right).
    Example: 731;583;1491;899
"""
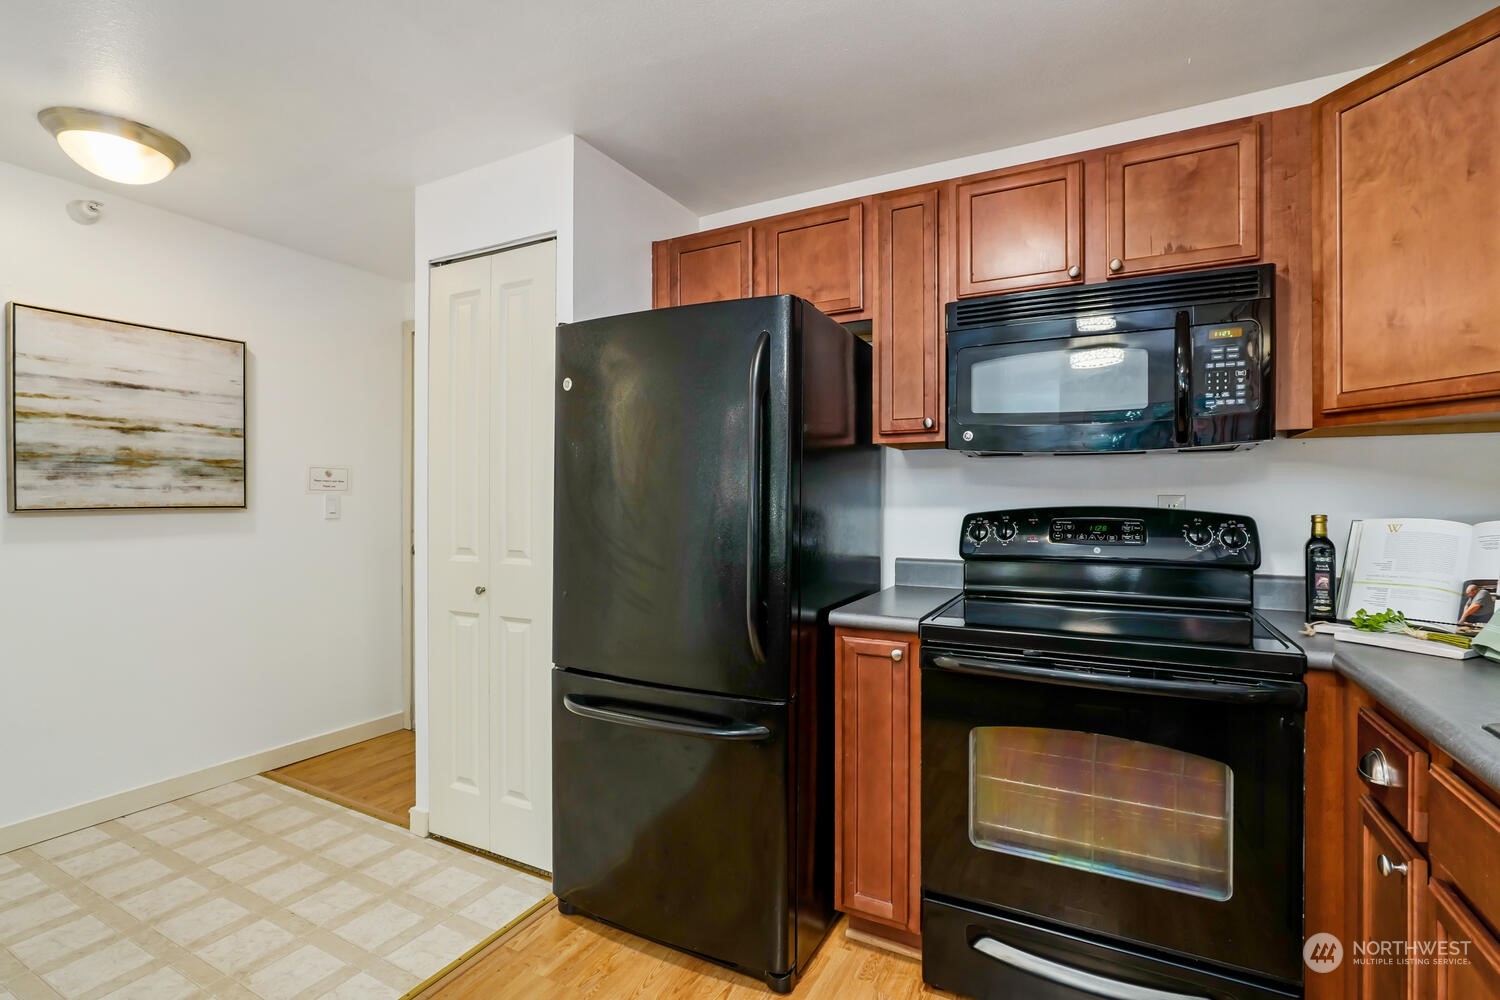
562;694;772;742
745;331;769;664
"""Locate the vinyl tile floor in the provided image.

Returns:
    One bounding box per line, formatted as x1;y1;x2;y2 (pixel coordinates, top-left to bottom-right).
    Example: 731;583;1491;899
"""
0;776;551;1000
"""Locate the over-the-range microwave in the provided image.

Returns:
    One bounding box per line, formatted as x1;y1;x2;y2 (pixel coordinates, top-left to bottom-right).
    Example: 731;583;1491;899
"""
945;264;1275;455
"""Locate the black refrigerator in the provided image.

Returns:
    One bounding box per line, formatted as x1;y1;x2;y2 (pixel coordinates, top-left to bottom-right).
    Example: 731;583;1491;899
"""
551;295;881;992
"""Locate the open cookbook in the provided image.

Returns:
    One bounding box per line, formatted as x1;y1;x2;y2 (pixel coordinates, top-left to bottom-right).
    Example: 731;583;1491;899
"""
1336;518;1499;628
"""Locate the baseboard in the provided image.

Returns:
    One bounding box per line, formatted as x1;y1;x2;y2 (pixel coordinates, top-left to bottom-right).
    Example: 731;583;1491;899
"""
409;807;430;837
0;712;406;854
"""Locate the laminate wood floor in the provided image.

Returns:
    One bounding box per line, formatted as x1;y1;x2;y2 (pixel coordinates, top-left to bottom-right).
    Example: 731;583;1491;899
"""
415;899;960;999
264;728;415;827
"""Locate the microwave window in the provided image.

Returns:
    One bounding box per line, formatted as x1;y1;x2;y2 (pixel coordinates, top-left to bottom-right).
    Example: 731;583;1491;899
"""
970;345;1151;416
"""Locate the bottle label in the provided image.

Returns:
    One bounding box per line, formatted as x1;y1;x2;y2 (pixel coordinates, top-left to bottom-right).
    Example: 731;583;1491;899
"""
1309;552;1335;615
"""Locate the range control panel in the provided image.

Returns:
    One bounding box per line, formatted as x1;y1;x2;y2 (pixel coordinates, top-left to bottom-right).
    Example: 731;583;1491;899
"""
960;506;1260;567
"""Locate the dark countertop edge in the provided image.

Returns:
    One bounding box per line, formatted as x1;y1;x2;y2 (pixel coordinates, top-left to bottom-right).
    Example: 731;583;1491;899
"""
828;586;959;634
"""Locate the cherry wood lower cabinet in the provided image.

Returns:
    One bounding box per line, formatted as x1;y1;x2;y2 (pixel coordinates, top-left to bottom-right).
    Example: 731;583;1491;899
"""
1356;795;1427;999
833;628;921;944
1427;879;1500;999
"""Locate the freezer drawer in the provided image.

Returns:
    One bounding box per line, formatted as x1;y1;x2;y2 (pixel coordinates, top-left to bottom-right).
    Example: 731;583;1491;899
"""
551;669;795;985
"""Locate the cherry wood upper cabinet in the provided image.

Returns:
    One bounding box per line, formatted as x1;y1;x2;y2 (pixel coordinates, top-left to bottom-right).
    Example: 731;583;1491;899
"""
1105;122;1260;279
834;629;921;939
1315;9;1500;425
753;200;870;318
955;160;1084;296
651;225;753;308
873;186;944;444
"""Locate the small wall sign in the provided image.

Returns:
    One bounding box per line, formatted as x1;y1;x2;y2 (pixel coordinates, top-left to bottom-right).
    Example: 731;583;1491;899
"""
308;467;351;492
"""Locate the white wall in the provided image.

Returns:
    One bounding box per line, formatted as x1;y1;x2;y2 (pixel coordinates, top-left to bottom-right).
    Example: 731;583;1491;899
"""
0;162;409;830
884;436;1500;582
573;140;698;322
411;137;694;817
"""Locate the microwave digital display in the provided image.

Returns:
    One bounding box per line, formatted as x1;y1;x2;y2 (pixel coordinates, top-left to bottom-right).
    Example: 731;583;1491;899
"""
1207;327;1244;340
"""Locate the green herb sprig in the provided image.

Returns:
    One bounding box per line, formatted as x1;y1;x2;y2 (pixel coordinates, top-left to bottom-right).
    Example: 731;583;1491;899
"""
1350;608;1474;650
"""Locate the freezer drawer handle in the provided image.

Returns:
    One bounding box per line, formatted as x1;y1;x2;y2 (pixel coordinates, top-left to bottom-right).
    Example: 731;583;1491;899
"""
929;653;1303;706
971;936;1209;1000
562;694;771;742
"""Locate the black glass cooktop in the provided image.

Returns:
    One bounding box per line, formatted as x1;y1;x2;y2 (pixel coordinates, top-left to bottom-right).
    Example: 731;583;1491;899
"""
920;595;1305;678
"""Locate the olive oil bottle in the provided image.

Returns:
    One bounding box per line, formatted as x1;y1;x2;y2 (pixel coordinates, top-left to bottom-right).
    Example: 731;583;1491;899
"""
1306;514;1337;622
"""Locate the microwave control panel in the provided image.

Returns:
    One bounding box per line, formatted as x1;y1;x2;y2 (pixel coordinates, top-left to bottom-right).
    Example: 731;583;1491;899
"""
1192;322;1261;415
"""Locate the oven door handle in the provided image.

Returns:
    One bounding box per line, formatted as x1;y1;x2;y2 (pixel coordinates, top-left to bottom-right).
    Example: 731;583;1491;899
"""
929;653;1304;706
972;936;1209;1000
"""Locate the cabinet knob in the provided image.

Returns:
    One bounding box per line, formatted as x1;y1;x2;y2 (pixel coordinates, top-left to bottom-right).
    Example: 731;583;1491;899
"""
1377;854;1408;879
922;417;934;429
1358;748;1398;788
890;648;903;662
1109;258;1123;273
1068;265;1080;278
475;585;487;596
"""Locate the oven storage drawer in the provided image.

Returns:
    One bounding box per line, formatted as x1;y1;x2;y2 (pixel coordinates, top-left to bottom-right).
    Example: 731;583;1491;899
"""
922;896;1299;1000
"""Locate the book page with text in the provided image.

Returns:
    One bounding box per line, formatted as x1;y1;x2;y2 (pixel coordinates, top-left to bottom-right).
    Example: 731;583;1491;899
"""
1341;518;1471;625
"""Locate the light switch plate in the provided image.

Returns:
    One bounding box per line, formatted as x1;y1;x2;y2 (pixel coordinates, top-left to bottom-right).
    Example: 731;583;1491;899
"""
323;495;341;520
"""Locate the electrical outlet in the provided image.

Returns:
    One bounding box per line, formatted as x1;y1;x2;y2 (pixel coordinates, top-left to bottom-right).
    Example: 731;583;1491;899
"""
1158;494;1187;509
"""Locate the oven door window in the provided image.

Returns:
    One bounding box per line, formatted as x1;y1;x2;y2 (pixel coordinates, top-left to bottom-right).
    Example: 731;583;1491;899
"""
970;727;1232;901
958;330;1175;425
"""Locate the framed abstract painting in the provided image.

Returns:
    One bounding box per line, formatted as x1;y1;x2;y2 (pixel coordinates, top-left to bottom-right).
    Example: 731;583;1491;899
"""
6;304;247;511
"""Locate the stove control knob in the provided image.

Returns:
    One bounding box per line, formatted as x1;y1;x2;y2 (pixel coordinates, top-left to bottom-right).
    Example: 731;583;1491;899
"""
1183;523;1214;548
995;520;1017;542
966;519;991;546
1219;525;1249;552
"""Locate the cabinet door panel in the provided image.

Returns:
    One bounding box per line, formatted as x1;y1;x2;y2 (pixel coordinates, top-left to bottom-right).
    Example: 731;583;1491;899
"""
1319;26;1500;416
654;227;753;308
1106;122;1260;278
834;632;912;929
1358;796;1426;1000
1429;879;1500;1000
756;202;867;316
956;161;1083;296
874;188;942;442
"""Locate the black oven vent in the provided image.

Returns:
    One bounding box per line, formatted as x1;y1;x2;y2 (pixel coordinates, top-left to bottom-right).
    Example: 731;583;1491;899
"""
948;264;1271;330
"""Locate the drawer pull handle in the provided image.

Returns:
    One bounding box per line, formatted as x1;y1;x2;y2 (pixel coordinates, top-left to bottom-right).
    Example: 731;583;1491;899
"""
1377;854;1408;879
1358;747;1399;788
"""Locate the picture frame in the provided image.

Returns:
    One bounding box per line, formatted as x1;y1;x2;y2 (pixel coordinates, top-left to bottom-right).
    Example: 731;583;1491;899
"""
6;303;247;511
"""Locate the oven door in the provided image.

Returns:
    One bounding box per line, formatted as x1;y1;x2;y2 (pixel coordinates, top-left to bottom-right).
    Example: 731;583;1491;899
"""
947;325;1182;453
921;646;1305;987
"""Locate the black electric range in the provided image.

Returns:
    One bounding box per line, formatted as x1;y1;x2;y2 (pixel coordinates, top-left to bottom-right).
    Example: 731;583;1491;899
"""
919;506;1307;1000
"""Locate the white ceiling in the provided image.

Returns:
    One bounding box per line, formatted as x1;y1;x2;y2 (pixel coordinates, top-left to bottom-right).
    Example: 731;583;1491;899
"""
0;0;1489;280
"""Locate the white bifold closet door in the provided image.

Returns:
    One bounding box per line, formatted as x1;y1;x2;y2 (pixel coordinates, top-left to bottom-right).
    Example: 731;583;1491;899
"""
427;239;556;872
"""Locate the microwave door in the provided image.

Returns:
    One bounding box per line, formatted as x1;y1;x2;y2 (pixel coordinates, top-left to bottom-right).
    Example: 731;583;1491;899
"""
951;329;1179;454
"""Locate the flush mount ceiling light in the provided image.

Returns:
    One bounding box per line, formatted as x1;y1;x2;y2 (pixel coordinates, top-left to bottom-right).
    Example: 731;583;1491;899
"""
37;107;190;185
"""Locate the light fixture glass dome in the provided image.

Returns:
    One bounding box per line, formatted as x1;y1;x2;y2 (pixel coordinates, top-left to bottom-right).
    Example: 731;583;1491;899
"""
37;107;190;185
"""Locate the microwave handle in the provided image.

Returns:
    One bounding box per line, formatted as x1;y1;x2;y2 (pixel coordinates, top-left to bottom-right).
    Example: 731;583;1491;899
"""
1173;311;1192;446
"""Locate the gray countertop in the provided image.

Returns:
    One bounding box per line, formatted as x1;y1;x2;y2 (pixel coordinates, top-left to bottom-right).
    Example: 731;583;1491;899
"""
1262;609;1500;792
828;586;958;633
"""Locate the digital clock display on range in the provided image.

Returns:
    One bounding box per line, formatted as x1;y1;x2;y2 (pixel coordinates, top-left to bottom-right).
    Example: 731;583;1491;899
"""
1049;518;1146;545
